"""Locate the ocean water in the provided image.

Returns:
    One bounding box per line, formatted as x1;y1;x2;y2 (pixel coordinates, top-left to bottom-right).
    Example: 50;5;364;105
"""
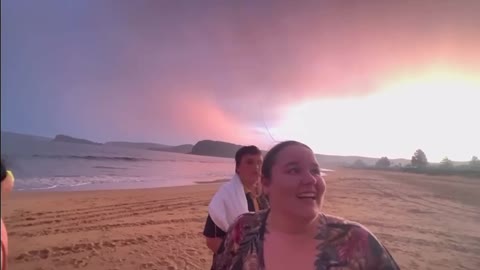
1;134;234;192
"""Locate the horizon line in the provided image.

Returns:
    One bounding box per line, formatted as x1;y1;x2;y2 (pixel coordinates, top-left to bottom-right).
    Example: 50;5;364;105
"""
1;129;474;163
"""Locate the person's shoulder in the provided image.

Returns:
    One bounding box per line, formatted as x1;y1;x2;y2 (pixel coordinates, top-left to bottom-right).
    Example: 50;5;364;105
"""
209;178;233;203
220;210;265;253
325;213;363;225
323;214;400;269
230;209;267;230
223;210;267;241
323;213;374;234
324;213;359;225
215;178;233;191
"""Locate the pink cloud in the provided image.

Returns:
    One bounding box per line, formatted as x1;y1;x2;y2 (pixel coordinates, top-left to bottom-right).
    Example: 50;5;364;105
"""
21;1;480;146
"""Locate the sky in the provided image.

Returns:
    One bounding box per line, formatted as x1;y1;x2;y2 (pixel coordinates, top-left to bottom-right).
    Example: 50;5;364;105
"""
1;0;479;162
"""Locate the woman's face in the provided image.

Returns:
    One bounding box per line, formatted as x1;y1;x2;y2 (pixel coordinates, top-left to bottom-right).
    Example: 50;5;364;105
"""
263;144;326;220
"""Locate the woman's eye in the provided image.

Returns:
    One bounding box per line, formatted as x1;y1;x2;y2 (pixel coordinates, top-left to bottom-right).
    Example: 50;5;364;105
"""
311;168;321;175
287;168;300;174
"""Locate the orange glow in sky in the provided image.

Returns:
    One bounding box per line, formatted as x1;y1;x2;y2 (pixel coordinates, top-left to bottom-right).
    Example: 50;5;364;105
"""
271;68;480;162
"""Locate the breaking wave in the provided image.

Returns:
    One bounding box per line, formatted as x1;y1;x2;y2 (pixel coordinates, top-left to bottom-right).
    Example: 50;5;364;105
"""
32;154;152;162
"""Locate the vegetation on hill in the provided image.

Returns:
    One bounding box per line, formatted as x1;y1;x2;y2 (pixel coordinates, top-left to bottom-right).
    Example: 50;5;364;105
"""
104;141;170;150
106;141;193;154
52;134;102;145
375;157;391;168
190;140;244;158
148;144;193;154
348;150;480;178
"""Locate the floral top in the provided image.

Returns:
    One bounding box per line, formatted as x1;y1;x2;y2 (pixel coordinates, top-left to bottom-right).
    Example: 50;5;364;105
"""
214;210;400;270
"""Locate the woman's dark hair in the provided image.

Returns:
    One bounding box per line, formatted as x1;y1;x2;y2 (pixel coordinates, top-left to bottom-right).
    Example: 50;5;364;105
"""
1;160;7;182
261;141;311;182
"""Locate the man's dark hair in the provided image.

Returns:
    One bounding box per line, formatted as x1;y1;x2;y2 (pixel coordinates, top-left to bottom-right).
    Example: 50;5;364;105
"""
235;145;262;172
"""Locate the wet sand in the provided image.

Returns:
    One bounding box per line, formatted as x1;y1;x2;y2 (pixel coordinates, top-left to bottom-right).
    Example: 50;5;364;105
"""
2;169;480;270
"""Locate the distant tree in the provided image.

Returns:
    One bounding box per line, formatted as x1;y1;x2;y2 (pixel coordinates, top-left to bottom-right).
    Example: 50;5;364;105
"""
439;157;454;169
411;149;428;168
375;157;391;168
403;163;413;169
470;156;480;167
352;159;367;169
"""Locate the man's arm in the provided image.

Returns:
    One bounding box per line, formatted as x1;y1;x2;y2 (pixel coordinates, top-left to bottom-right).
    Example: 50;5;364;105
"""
205;237;223;253
203;214;226;253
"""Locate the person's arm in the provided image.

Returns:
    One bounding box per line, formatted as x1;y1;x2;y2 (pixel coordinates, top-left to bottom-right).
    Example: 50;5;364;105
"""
205;237;223;253
203;215;226;253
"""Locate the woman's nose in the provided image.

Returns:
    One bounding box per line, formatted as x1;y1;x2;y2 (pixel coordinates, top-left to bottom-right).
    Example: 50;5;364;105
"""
301;172;317;184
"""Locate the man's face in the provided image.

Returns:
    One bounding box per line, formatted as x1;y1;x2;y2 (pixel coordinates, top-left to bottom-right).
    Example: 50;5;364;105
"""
237;154;263;188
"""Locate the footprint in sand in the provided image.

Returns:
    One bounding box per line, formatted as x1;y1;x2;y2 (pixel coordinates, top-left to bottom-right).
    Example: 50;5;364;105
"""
157;256;178;270
140;262;155;269
38;248;51;259
71;257;89;268
186;248;197;256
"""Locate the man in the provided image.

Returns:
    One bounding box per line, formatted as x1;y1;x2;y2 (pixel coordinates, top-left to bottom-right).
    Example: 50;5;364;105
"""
1;160;15;270
203;145;268;267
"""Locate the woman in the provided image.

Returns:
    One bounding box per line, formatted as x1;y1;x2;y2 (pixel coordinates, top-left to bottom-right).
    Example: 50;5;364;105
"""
1;160;15;270
214;141;400;270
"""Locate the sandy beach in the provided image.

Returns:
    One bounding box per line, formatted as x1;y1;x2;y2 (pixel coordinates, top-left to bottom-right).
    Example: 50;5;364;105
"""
2;169;480;270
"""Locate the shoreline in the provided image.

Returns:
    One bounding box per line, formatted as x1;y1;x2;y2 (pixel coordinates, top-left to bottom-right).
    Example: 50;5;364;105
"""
7;182;222;198
13;178;232;193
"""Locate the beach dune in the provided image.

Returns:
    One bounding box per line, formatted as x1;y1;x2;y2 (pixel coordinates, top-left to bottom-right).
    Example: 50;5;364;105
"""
2;169;480;270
